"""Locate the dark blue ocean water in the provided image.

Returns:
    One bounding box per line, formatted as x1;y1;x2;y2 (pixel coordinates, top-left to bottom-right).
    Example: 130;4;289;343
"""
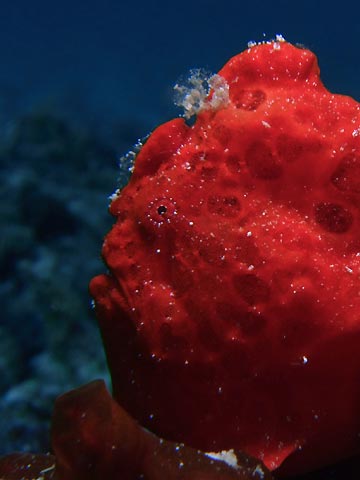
0;0;359;136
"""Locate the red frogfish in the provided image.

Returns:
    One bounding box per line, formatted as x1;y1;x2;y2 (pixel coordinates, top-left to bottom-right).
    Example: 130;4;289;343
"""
90;37;360;476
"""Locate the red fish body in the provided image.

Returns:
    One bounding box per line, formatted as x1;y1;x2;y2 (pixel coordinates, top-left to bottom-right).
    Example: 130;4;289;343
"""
90;39;360;474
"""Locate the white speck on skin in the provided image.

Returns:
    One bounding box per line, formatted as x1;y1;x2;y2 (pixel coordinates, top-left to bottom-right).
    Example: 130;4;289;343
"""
248;40;257;48
252;464;265;478
205;449;240;469
39;464;55;475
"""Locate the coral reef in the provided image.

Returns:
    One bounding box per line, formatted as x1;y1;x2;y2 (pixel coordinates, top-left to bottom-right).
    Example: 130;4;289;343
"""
0;112;129;453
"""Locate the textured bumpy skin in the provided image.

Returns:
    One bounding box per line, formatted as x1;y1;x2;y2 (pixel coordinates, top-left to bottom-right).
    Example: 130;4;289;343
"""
90;40;360;474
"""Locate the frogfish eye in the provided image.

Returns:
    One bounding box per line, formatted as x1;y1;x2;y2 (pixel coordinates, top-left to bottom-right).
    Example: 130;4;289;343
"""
145;197;178;228
157;205;167;215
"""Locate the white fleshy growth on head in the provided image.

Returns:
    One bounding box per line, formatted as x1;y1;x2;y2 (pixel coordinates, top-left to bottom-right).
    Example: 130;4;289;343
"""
174;69;229;119
208;74;230;111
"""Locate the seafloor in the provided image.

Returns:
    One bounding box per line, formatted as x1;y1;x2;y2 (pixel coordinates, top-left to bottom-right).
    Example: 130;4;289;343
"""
0;108;136;454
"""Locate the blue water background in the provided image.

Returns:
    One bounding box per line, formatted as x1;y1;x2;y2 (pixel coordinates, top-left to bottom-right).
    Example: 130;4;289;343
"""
1;0;359;136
